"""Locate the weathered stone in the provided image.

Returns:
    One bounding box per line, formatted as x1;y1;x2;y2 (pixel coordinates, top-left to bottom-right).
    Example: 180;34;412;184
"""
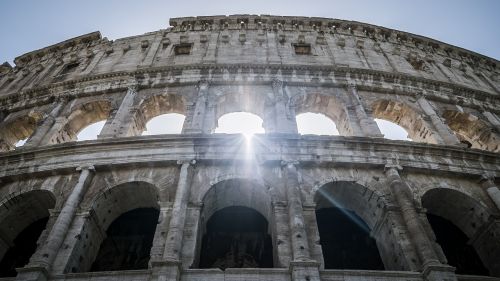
0;14;498;281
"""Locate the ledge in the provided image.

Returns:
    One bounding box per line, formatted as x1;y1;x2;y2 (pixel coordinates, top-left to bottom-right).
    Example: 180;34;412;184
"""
0;134;497;180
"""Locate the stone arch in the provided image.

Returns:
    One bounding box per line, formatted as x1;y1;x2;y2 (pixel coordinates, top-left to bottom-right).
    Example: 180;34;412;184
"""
195;178;275;269
293;92;353;136
442;110;499;152
0;110;45;151
0;189;55;277
50;99;112;144
421;187;500;276
314;181;411;271
136;93;186;134
68;181;160;273
210;87;269;133
371;99;440;143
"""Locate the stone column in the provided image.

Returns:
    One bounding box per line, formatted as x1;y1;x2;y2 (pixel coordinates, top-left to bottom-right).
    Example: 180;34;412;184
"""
271;79;298;134
347;84;383;137
272;201;292;267
98;85;139;138
17;165;95;281
151;160;195;281
479;174;500;211
24;98;67;147
163;160;196;260
282;161;320;281
416;93;460;145
384;165;456;281
184;81;209;134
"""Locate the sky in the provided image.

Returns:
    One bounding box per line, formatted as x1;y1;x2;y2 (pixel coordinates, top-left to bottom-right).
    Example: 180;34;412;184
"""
4;0;496;144
1;0;499;64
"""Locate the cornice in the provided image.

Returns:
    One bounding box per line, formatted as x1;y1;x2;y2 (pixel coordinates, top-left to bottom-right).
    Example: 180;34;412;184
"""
0;135;498;181
1;63;498;113
13;31;102;67
169;15;499;66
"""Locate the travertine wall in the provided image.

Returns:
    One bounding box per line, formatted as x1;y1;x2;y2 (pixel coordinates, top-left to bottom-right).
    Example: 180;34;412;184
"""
0;14;499;281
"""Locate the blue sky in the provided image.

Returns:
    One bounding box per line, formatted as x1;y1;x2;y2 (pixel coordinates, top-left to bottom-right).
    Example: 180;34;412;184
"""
1;0;499;64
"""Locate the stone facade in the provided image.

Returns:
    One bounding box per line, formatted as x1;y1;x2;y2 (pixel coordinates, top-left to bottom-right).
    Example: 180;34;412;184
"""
0;15;499;281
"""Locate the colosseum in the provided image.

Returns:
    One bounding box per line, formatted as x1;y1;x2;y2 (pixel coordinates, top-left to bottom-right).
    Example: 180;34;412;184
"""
0;14;499;281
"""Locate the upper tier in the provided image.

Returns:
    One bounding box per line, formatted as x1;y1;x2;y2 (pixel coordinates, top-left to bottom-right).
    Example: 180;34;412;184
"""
0;15;498;101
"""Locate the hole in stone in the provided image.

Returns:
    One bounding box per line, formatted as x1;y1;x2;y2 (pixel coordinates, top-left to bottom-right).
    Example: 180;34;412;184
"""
0;218;49;277
142;113;185;135
76;120;105;141
375;119;412;141
214;112;265;137
316;207;384;270
427;214;489;276
198;206;273;269
90;208;159;272
296;113;339;136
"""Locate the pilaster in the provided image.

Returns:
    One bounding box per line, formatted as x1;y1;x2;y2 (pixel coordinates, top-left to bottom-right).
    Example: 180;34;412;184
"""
184;81;209;134
384;165;456;280
25;98;67;147
98;85;139;138
17;165;95;280
347;83;383;137
270;79;298;134
479;174;500;211
416;93;461;145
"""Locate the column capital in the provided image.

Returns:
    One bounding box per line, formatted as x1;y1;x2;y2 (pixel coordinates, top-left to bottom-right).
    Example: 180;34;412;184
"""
479;173;496;184
126;83;139;93
347;82;357;90
281;160;299;168
177;159;196;166
76;165;95;172
196;79;210;91
384;164;403;174
272;77;283;90
415;90;428;100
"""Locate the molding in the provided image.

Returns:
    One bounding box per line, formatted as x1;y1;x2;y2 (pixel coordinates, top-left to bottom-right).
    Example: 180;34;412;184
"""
2;64;499;114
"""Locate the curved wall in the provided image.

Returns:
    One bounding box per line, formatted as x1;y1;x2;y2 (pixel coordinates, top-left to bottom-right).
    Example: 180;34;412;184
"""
0;15;499;281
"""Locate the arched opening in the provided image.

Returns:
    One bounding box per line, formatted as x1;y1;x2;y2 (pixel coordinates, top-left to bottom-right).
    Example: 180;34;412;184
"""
196;179;274;269
199;206;273;269
293;93;353;136
69;182;160;273
315;182;385;270
76;120;105;141
214;112;265;137
137;94;185;136
0;190;55;277
49;100;111;144
212;87;269;133
442;110;499;152
372;100;439;143
296;113;339;136
142;113;185;135
374;118;411;141
90;208;160;272
0;112;43;151
422;188;498;276
0;218;49;277
316;207;383;270
426;214;488;275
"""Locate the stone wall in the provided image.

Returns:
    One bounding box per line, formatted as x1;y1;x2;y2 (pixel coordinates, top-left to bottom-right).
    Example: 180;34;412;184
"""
0;14;499;281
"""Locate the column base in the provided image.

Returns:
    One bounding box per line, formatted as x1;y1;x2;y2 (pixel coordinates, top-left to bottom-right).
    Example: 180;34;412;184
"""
15;266;49;281
290;260;320;281
150;259;182;281
423;264;457;281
